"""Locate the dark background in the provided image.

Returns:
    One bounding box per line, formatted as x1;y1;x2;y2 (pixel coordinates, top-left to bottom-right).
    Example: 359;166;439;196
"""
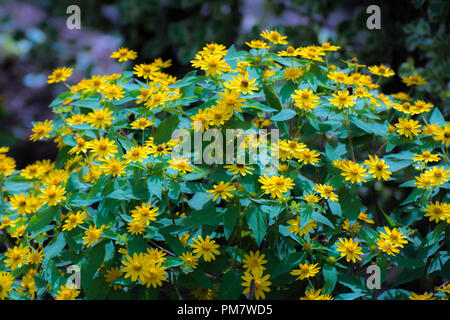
0;0;448;169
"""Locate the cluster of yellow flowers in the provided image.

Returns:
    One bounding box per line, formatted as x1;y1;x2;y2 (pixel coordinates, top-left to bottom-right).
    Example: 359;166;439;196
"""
0;28;448;301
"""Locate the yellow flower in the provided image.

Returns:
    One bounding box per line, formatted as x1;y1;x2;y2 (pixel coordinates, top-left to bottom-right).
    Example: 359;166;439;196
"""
4;244;30;270
55;284;80;300
101;157;127;177
291;263;320;280
216;89;245;113
191;287;217;300
141;261;167;288
69;137;88;155
321;42;340;51
27;248;44;265
364;155;392;181
258;175;294;199
39;185;66;206
368;65;395;77
121;252;152;282
335;238;363;263
127;219;146;235
0;272;14;300
277;46;301;57
9;193;29;216
424;201;450;223
110;47;137;62
206;181;235;201
283;66;304;81
423;166;450;186
133;63;158;79
433;124;450;147
328;90;356;109
376;237;400;256
391;92;412;101
87;137;118;160
286;216;317;236
395;118;421;139
245;40;270;49
224;163;254;176
82;225;104;247
131;202;159;225
358;212;375;224
401;75;427;86
379;226;408;248
190;235;220;262
130;117;154;130
260;29;288;44
409;292;434;300
224;72;258;95
313;183;338;202
148;142;172;157
292;89;319;111
296;148;320;165
86;108;115;130
412;151;440;163
167;157;194;174
300;288;333;300
180;252;199;269
30;120;53;142
340;161;367;183
327;71;350;84
105;267;123;288
302;193;320;203
241;269;272;300
63;211;88;231
242;250;267;273
342;219;361;233
192;53;230;76
47;67;73;84
123;146;150;163
102;84;125;101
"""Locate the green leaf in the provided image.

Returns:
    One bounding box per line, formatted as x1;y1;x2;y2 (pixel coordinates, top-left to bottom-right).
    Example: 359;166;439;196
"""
270;109;296;121
160;232;185;256
429;107;446;126
322;264;337;294
81;241;106;290
262;85;281;111
338;187;362;222
311;211;335;230
26;206;58;234
218;269;242;299
154;114;180;145
86;277;110;300
190;269;214;290
223;206;239;240
245;205;268;246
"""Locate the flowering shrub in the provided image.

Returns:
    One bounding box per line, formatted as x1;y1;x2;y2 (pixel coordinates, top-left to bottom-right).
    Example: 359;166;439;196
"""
0;29;449;300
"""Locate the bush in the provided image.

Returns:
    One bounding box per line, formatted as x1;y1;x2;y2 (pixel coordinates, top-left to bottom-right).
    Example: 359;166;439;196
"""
0;29;448;300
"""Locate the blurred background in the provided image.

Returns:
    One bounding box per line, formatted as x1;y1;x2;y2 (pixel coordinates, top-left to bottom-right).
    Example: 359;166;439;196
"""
0;0;448;169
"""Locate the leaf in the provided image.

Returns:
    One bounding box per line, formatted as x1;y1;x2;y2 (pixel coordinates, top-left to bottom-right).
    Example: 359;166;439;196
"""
81;241;105;290
245;205;268;246
338;187;362;222
26;206;58;234
322;264;337;294
311;211;335;230
86;277;110;300
223;206;239;240
154;114;180;145
262;85;281;111
190;269;214;290
429;107;446;126
43;233;66;264
218;269;242;299
160;232;185;256
270;109;296;121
